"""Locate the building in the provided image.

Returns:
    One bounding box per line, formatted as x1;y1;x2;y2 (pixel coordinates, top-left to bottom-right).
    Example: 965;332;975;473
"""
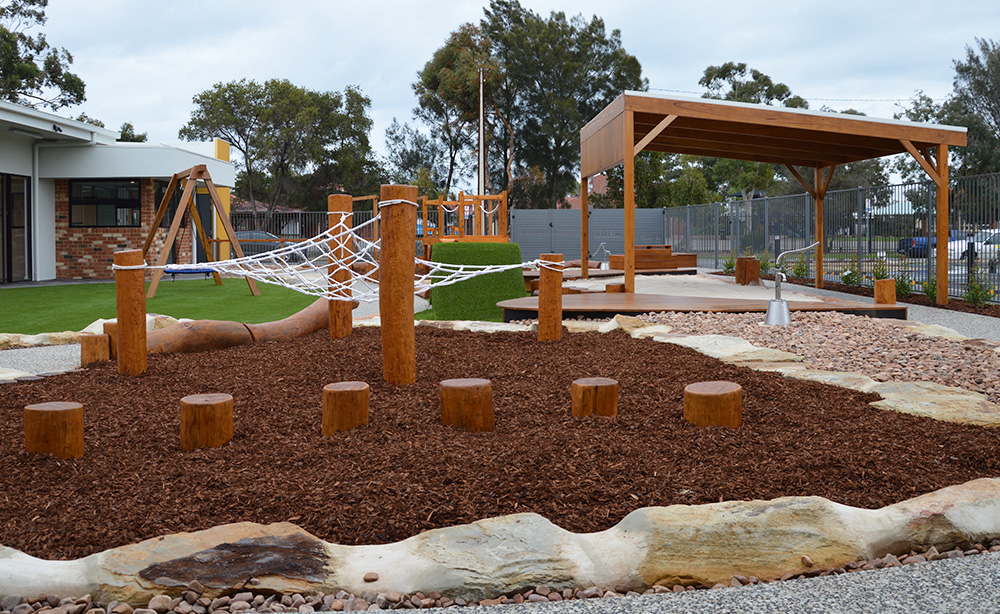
0;100;234;284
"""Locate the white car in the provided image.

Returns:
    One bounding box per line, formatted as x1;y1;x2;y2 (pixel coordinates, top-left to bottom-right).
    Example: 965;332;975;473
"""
948;230;1000;272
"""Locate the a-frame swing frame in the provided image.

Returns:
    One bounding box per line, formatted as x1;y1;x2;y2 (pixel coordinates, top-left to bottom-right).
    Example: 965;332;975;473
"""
141;164;260;298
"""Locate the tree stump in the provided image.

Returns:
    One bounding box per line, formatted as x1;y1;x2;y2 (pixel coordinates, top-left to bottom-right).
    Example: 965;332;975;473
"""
80;333;110;367
683;381;742;428
605;282;626;293
571;377;619;417
736;257;761;285
103;322;118;360
179;393;234;451
875;278;896;304
24;401;84;459
322;381;370;435
440;378;495;432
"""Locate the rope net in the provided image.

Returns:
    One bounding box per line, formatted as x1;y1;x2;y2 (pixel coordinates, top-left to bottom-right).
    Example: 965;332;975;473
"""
150;210;561;302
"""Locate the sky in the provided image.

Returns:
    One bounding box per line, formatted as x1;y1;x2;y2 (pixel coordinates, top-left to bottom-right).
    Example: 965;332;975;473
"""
41;0;1000;188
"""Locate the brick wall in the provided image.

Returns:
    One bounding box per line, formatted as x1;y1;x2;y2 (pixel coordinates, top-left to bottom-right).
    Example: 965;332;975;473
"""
54;179;195;280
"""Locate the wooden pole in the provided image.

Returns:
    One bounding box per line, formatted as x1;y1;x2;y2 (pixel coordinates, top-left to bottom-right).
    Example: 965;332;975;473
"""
684;381;742;428
103;322;118;360
24;401;84;459
322;381;370;434
571;377;618;417
935;144;949;306
379;184;418;385
624;110;636;293
814;166;825;289
581;173;589;279
440;378;495;432
874;279;896;304
328;194;354;339
538;253;563;341
179;393;234;451
114;249;147;375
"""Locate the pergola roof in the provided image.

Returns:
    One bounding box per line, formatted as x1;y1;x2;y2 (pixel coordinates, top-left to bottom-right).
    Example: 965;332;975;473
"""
581;91;967;177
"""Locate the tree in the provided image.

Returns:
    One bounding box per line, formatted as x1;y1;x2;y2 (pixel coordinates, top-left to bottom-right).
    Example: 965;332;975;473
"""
951;38;1000;175
0;0;84;110
699;62;808;108
385;118;447;195
117;121;146;143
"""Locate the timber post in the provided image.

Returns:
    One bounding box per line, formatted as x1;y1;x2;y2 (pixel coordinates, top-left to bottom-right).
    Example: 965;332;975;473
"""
875;279;896;304
80;333;110;368
322;381;370;434
328;194;354;339
538;253;563;341
24;401;84;459
103;322;118;360
440;378;495;433
684;381;742;429
379;184;418;385
571;377;619;417
114;249;147;376
179;393;234;451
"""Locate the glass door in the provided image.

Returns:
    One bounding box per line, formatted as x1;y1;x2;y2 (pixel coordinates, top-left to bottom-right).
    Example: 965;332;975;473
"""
1;174;30;283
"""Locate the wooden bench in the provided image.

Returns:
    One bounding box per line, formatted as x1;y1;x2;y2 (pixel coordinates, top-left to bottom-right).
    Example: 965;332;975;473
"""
609;245;698;270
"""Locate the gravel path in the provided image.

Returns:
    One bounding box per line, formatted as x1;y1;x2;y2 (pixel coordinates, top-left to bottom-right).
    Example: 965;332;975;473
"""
0;344;79;375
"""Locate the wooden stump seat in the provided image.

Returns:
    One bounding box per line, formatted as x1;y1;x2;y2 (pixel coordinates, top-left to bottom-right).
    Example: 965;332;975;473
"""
103;322;118;360
179;393;234;451
605;282;626;293
683;381;742;428
571;377;619;417
80;333;110;367
323;381;370;434
875;278;896;304
24;401;84;459
440;378;495;432
736;257;761;285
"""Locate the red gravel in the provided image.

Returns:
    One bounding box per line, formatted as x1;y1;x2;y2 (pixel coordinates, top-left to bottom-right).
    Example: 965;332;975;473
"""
2;326;999;561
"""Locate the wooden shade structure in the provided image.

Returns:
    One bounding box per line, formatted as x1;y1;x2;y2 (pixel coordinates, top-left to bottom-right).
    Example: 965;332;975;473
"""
580;91;966;304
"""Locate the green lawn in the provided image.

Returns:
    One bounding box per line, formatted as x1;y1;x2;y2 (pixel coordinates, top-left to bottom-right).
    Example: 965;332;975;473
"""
0;278;316;335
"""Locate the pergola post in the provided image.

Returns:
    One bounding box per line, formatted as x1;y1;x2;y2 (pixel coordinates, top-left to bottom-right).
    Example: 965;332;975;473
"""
935;144;949;305
580;172;589;279
814;167;825;289
623;110;636;293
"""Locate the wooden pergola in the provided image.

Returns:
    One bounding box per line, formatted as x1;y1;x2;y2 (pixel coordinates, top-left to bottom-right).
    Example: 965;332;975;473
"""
579;91;967;305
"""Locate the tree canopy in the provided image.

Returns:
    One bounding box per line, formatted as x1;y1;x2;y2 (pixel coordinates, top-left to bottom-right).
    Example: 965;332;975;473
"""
0;0;84;110
180;79;382;213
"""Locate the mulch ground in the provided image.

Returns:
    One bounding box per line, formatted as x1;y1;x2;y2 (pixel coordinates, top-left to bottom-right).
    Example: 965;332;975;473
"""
2;326;1000;561
712;270;1000;318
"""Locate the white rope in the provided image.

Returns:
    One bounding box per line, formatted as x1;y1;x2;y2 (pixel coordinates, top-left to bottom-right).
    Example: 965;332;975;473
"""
111;263;148;270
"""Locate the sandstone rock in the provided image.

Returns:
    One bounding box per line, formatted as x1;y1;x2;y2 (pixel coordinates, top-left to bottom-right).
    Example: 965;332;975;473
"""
416;321;532;334
661;334;803;364
783;369;878;393
562;320;604;334
629;324;674;339
904;323;969;341
869;381;1000;426
146;596;171;614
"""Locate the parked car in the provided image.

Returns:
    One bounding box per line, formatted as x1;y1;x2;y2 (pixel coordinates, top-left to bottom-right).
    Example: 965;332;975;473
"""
897;231;967;258
234;230;303;262
947;230;1000;272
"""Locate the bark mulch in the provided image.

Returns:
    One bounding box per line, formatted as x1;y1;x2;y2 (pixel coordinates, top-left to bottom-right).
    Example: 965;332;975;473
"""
2;326;999;561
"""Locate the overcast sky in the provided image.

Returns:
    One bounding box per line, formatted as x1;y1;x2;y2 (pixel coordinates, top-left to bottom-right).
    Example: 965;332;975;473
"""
43;0;1000;186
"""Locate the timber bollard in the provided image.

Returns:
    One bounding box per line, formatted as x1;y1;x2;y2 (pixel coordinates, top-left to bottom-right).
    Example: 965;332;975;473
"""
379;185;417;385
80;333;110;367
179;393;234;451
440;378;495;433
875;278;896;304
114;249;147;375
328;194;354;339
322;381;370;434
736;257;761;285
103;322;118;360
538;253;563;341
605;282;626;293
571;377;619;417
24;401;84;459
683;381;742;428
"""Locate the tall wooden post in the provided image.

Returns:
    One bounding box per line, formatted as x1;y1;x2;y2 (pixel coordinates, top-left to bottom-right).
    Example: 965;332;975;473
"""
624;111;636;293
935;144;949;305
114;249;147;375
379;184;418;385
581;173;589;279
328;194;354;339
538;253;563;341
814;166;825;289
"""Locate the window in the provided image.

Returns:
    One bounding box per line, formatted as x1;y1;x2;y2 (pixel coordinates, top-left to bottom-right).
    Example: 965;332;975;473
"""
69;180;141;227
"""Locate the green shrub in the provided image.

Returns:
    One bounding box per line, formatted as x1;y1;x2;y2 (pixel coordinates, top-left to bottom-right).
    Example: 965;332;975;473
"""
417;242;528;322
841;255;862;286
963;264;995;308
895;272;912;299
722;250;737;273
792;253;810;278
922;275;937;302
871;257;889;281
759;252;773;275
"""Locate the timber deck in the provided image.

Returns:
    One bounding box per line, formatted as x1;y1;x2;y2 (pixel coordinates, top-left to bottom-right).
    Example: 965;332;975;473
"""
498;292;907;322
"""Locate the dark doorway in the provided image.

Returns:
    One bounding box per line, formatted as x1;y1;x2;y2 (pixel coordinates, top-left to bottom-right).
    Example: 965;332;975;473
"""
195;192;213;262
0;174;29;283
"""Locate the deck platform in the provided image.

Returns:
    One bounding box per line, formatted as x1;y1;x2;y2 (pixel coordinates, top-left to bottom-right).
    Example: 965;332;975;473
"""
499;292;907;322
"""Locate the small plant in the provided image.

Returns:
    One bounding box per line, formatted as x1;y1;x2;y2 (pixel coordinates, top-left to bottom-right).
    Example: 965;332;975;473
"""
871;257;889;281
759;251;773;275
722;250;737;273
963;264;995;308
841;255;862;286
895;272;912;299
792;253;810;279
922;274;937;302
